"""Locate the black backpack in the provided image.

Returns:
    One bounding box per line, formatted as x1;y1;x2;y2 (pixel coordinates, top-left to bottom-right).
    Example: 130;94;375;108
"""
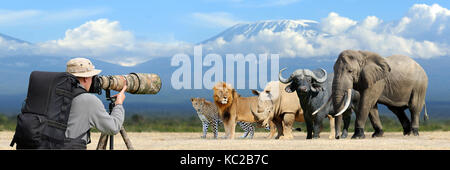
10;71;90;149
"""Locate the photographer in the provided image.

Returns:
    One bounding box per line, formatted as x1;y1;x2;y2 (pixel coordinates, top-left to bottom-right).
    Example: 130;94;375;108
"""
65;58;127;148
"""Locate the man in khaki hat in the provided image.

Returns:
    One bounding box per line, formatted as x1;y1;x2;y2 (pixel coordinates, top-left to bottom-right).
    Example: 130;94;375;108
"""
65;57;127;148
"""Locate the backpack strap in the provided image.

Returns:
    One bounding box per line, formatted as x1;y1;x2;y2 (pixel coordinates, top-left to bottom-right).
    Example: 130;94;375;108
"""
69;84;91;144
72;83;87;97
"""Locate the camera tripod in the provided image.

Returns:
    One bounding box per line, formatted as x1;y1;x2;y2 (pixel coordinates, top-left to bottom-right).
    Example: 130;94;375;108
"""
96;89;134;150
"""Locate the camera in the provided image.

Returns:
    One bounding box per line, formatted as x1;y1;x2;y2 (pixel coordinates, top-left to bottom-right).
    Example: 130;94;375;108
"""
89;73;161;95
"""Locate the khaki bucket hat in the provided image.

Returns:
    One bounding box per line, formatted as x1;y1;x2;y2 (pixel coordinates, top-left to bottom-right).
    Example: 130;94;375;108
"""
66;58;102;77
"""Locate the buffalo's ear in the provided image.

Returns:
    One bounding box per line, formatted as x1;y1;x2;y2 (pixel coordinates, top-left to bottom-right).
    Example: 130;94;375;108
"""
311;84;324;92
360;53;391;89
285;83;296;93
251;90;260;96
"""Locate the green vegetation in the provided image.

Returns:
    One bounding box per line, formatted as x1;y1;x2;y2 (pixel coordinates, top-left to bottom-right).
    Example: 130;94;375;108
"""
0;114;16;131
1;113;450;132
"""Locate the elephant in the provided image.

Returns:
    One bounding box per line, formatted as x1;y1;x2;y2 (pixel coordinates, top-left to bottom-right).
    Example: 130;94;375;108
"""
331;50;429;139
278;68;362;139
250;81;305;139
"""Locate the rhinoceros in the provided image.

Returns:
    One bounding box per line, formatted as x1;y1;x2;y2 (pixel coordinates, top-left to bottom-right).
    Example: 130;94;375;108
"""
251;81;336;139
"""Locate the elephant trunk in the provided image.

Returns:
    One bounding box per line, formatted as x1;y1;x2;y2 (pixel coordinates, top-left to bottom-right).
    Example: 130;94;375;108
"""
334;89;352;116
332;78;350;116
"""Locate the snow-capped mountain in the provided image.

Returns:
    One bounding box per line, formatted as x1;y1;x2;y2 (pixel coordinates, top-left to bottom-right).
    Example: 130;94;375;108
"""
202;19;322;43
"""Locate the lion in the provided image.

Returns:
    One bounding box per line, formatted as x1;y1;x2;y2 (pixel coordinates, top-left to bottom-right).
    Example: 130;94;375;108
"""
212;82;259;139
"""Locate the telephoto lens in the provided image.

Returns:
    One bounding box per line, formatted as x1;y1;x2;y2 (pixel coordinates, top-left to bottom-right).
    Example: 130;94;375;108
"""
98;73;161;94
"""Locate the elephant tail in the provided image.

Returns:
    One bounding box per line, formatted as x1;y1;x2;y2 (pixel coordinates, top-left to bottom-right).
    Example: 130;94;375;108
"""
423;103;429;121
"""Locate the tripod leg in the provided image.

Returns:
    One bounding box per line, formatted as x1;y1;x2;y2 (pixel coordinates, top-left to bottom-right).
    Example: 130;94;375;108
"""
96;133;108;150
110;135;114;150
120;127;134;150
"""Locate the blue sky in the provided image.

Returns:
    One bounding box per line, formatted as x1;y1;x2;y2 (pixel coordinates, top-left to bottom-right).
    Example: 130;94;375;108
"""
1;0;450;66
1;0;449;43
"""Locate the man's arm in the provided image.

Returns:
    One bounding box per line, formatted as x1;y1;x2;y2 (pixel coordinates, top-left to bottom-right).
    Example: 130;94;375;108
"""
88;95;125;135
89;76;127;135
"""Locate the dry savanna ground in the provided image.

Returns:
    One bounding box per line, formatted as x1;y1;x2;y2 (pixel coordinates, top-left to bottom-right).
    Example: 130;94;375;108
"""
1;131;450;150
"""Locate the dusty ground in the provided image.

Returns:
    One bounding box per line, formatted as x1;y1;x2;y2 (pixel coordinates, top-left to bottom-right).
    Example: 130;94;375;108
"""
1;131;450;150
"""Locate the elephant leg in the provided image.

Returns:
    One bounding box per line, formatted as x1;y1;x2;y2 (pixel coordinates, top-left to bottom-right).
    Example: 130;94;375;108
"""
334;115;343;139
368;104;384;138
353;84;383;139
409;93;425;136
281;113;295;140
267;120;276;139
409;106;421;136
388;106;411;136
342;111;351;139
304;112;314;139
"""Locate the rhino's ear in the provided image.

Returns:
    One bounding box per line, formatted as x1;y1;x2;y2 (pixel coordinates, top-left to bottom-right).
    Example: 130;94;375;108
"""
360;52;391;89
251;90;260;96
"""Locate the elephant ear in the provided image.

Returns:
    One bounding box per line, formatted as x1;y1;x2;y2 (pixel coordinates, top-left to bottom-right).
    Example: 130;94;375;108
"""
360;54;391;89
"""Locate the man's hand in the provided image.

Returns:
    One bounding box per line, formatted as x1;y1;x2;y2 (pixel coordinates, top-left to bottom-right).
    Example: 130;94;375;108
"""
112;76;127;105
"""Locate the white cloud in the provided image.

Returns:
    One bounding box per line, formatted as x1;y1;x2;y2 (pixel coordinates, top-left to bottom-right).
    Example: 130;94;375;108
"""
391;3;450;43
201;3;450;59
320;12;357;35
0;18;193;66
46;19;135;50
36;19;193;66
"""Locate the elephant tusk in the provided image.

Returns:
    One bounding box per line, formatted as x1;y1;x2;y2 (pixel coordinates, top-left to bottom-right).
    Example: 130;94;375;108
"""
312;97;331;115
335;89;352;117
